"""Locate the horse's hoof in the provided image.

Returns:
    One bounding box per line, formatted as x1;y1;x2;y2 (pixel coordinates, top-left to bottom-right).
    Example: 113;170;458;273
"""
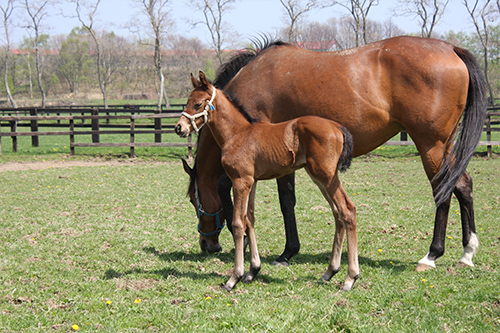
457;260;474;268
415;263;435;272
220;283;232;292
271;260;289;267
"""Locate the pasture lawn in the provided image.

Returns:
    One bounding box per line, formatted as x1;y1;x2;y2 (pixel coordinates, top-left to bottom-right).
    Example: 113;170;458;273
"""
0;156;499;332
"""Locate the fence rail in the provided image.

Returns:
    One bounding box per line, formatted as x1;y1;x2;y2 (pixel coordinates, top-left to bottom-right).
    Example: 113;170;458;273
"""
0;108;194;158
1;107;499;158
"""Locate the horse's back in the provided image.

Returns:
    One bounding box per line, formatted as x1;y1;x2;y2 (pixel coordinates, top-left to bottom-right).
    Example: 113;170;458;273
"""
225;36;469;156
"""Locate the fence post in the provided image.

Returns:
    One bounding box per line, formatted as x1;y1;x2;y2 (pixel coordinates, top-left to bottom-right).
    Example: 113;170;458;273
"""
486;114;492;157
91;108;100;143
10;120;17;152
155;109;162;143
188;133;193;160
130;117;135;158
70;118;75;156
30;108;39;147
400;130;408;141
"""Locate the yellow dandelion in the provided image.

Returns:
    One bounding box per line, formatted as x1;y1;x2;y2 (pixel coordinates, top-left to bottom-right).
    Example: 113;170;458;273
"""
134;299;141;303
378;249;382;253
422;279;426;282
72;324;79;331
106;300;112;305
205;296;212;300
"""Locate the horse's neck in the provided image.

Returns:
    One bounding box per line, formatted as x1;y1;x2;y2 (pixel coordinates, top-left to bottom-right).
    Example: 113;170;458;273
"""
209;95;250;148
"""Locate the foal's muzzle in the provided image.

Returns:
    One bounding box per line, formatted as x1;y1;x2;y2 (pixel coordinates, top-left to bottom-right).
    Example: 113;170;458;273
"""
174;117;191;137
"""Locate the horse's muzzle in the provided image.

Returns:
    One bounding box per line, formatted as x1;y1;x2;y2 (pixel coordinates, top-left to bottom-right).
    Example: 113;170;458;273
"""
174;118;190;137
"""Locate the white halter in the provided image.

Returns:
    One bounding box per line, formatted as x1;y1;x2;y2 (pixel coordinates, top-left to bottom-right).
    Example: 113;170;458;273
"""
181;86;216;133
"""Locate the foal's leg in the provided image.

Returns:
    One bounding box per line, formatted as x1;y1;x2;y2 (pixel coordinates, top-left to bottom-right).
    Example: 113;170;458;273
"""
307;169;358;291
243;183;261;283
273;173;300;266
222;176;253;292
324;178;358;291
454;172;479;268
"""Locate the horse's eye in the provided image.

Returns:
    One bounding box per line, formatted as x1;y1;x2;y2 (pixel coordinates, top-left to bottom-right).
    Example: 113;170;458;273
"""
194;103;202;110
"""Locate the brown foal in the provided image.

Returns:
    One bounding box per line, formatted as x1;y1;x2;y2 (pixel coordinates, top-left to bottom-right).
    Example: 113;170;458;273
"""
175;72;357;291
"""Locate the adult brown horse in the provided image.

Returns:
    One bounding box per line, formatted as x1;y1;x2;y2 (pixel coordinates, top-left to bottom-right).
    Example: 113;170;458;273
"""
180;36;486;272
176;72;357;291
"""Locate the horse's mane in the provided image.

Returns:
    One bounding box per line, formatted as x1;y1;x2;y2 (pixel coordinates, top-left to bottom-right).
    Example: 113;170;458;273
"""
214;37;289;89
188;37;289;194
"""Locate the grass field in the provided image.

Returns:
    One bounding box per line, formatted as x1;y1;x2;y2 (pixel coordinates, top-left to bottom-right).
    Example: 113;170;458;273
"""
0;145;499;332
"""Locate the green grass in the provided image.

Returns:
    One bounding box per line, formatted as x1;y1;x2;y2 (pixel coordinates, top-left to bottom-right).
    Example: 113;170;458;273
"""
1;155;499;332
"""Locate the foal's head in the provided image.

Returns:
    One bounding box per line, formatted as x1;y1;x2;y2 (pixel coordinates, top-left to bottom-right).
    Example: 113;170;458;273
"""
175;71;215;137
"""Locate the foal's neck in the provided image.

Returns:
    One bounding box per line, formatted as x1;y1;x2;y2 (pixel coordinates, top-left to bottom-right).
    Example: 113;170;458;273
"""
208;91;252;148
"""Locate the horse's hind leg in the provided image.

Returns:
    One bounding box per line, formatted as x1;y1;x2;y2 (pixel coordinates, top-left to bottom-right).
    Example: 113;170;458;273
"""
454;171;479;268
308;171;358;291
243;183;261;283
273;173;300;266
327;180;358;291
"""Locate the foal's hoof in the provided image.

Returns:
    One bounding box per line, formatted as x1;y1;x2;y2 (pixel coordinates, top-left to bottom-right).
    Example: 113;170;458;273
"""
220;283;233;292
415;263;435;272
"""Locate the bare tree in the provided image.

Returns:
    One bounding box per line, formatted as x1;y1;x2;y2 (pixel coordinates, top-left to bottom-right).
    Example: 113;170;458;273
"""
464;0;495;102
396;0;449;38
190;0;237;65
295;20;339;50
336;0;379;46
23;0;49;107
0;0;17;108
71;0;110;108
133;0;174;110
280;0;324;43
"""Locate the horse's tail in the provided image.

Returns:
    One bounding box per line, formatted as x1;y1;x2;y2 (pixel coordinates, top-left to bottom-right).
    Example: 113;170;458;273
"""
214;37;288;89
433;47;487;207
338;126;354;173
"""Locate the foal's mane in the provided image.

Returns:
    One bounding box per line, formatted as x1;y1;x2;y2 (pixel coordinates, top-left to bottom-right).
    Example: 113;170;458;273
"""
188;38;289;194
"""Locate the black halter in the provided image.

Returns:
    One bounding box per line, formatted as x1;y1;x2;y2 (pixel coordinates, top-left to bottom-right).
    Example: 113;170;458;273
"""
194;178;225;237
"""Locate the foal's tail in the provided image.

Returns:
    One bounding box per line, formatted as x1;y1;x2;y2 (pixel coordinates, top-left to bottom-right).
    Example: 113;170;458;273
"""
433;47;487;207
338;126;354;173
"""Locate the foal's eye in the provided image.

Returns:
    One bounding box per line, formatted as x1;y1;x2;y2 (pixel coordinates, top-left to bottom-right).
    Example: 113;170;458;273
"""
194;103;202;110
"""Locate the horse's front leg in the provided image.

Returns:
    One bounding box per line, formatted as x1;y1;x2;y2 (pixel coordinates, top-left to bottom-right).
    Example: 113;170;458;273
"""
243;183;261;283
273;173;300;266
222;177;253;292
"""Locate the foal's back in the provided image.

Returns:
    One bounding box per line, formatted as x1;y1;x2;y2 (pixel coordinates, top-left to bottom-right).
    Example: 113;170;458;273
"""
220;115;352;181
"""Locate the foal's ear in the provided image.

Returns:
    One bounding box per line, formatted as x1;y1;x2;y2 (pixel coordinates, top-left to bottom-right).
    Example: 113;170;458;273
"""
191;73;201;88
198;71;212;90
181;159;192;176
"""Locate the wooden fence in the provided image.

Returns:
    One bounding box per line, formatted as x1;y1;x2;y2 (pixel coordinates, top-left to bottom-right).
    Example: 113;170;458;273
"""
1;107;499;158
0;106;194;158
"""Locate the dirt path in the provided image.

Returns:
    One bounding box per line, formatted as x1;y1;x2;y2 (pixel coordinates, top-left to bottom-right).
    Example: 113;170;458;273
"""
0;159;175;172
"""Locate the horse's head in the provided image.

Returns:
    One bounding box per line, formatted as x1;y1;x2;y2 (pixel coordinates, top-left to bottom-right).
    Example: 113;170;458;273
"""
182;159;225;253
175;71;216;137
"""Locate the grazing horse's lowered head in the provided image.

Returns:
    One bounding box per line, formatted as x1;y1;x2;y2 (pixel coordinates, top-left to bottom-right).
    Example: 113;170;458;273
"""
181;158;225;253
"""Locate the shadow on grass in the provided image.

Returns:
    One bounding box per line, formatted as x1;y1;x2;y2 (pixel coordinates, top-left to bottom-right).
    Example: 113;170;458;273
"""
291;252;413;273
102;246;414;285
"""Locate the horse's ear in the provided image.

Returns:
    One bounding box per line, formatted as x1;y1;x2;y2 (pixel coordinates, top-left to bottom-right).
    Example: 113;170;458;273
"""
191;73;201;88
199;71;212;89
182;159;192;176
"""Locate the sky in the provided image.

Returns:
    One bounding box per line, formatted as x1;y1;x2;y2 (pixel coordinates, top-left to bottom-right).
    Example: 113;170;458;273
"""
6;0;474;47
